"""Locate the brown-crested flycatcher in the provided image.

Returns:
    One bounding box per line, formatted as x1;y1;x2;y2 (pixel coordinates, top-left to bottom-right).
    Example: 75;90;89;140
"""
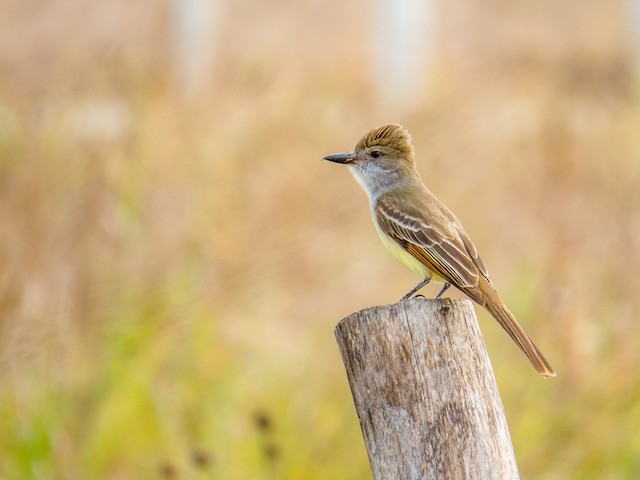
324;123;555;377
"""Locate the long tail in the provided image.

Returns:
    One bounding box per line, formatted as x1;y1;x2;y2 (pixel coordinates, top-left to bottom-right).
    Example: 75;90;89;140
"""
479;280;556;377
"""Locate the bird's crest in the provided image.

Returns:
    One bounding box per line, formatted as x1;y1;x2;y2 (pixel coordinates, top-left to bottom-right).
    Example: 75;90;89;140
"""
355;123;414;160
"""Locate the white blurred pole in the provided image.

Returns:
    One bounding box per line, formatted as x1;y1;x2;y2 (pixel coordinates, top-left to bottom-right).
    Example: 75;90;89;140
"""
628;0;640;63
373;0;437;110
171;0;220;95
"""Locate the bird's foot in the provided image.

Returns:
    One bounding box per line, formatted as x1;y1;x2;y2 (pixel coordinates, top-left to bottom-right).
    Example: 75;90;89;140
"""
435;283;451;299
400;277;431;301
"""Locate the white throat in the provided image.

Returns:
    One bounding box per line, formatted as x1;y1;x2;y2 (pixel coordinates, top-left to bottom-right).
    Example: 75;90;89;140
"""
347;163;404;204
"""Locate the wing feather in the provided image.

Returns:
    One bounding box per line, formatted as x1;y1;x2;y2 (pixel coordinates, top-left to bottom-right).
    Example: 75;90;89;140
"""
376;196;485;290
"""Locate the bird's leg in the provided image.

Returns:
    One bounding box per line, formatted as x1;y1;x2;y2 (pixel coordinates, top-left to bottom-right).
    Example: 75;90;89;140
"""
400;277;430;301
435;282;451;299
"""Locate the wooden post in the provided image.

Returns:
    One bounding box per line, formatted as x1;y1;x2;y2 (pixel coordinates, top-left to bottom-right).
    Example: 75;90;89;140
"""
335;298;519;480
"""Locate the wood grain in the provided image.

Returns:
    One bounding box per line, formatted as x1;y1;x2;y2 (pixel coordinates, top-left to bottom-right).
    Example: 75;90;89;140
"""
335;298;519;480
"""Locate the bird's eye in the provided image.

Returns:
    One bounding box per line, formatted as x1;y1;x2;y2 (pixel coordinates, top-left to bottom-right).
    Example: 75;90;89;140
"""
370;150;382;158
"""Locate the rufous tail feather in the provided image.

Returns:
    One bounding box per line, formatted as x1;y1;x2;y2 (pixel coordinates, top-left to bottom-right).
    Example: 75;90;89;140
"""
480;281;556;377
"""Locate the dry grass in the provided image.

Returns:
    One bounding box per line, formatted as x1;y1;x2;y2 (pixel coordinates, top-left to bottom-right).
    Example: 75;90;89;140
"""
1;0;639;478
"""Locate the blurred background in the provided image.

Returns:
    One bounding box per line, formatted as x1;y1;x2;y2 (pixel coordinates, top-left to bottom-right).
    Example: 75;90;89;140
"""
1;0;640;478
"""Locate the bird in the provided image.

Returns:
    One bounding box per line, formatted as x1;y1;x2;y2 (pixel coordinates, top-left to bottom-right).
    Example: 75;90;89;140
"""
323;123;555;377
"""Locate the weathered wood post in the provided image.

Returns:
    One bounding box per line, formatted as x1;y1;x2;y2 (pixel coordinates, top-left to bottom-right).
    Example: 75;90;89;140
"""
335;298;519;480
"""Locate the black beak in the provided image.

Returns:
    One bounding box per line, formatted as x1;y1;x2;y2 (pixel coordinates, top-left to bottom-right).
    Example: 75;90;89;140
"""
323;152;355;164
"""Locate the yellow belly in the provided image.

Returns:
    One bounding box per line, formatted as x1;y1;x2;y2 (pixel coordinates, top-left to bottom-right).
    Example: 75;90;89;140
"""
376;226;445;283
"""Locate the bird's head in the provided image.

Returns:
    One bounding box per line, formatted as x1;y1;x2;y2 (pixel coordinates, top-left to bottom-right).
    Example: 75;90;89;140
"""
323;123;417;198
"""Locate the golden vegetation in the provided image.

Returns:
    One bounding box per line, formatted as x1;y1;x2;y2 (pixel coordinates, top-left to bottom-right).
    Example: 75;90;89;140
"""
1;1;639;478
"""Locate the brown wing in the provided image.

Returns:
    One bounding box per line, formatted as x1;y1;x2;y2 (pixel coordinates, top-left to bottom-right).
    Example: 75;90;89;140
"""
376;194;556;377
376;195;490;301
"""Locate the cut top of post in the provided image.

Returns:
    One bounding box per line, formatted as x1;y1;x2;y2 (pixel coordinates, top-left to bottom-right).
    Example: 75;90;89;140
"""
334;298;519;480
